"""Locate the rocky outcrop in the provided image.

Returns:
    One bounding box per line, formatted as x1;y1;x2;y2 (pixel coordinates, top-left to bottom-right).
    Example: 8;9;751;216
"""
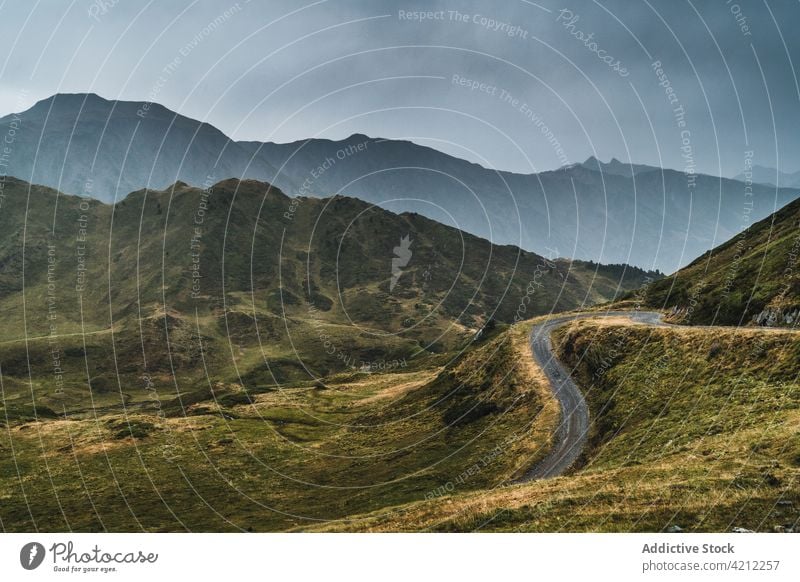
752;307;800;327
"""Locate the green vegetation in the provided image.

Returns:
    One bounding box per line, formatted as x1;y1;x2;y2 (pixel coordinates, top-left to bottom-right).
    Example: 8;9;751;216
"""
309;319;797;532
642;197;800;325
5;175;795;533
0;176;655;419
4;176;649;531
0;324;557;531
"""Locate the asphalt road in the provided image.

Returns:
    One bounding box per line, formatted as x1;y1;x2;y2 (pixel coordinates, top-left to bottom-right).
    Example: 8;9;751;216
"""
515;310;665;482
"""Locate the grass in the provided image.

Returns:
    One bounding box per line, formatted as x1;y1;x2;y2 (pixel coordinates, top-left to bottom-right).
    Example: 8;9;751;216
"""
2;310;797;532
5;175;787;533
0;177;657;532
302;318;799;532
642;196;800;325
0;321;557;531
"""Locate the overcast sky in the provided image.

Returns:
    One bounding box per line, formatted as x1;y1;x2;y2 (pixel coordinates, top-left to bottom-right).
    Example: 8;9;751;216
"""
1;0;798;177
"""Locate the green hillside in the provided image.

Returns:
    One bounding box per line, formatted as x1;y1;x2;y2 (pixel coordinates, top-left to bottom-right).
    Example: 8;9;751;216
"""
0;326;559;531
306;318;799;533
642;197;800;325
0;176;655;419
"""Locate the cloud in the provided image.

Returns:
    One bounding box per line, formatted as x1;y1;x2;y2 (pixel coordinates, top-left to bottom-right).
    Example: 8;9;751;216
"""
0;0;798;176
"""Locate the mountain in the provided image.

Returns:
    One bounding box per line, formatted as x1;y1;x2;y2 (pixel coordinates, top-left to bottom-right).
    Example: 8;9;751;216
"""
0;176;656;408
0;92;289;201
257;137;797;273
2;93;797;273
578;156;658;177
735;164;800;188
0;175;659;531
642;196;800;325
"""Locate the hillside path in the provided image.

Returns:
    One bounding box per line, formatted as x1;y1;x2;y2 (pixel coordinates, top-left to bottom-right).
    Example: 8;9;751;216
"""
515;310;666;482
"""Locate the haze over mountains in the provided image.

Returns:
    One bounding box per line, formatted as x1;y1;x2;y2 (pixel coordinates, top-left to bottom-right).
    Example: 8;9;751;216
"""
0;174;653;331
734;164;800;189
2;93;797;273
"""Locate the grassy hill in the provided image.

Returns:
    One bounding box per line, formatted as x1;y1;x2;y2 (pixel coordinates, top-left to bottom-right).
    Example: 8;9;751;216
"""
0;176;662;530
304;317;799;532
642;197;800;325
0;318;559;531
0;176;656;419
4;93;796;272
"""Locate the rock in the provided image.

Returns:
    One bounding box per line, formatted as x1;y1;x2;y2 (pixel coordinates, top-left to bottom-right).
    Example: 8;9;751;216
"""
666;525;684;533
732;527;755;533
773;525;788;533
752;306;800;327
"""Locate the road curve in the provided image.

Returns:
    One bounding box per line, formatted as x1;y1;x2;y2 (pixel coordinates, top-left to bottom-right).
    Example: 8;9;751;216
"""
515;310;665;482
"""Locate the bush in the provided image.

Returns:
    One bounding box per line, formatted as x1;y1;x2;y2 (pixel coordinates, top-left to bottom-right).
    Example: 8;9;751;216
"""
107;419;156;440
219;392;255;407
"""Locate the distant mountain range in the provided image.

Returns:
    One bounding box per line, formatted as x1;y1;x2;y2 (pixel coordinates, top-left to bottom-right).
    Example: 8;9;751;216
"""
2;93;798;273
734;164;800;189
577;156;659;178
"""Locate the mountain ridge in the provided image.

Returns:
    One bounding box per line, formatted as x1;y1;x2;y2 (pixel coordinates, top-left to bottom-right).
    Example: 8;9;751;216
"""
2;92;798;273
642;195;800;325
734;164;800;188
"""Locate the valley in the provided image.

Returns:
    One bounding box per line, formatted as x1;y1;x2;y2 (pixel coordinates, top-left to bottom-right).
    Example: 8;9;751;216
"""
0;175;661;531
308;314;799;532
0;157;797;533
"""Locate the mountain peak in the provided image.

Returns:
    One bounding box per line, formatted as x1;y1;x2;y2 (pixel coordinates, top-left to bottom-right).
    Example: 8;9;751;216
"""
579;156;660;179
33;92;109;108
583;155;624;167
25;92;177;120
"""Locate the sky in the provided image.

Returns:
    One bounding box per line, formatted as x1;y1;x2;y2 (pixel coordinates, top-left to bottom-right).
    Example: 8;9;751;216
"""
0;0;799;177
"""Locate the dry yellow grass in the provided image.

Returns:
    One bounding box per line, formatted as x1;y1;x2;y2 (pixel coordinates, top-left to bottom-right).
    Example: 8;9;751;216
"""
300;319;800;532
356;370;442;404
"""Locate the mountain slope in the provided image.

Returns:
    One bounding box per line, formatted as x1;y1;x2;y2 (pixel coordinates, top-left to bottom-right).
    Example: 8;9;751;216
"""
0;176;656;532
578;156;658;177
245;135;799;274
0;93;288;201
0;318;559;532
0;176;656;415
642;196;800;325
306;317;799;532
2;93;797;272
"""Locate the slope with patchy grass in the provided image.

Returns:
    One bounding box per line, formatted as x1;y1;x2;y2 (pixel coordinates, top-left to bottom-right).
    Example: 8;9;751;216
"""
304;318;799;532
643;197;800;325
0;322;557;531
0;176;657;423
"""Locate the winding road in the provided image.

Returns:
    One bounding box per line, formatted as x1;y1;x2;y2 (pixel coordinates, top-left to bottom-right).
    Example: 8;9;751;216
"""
515;310;665;482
